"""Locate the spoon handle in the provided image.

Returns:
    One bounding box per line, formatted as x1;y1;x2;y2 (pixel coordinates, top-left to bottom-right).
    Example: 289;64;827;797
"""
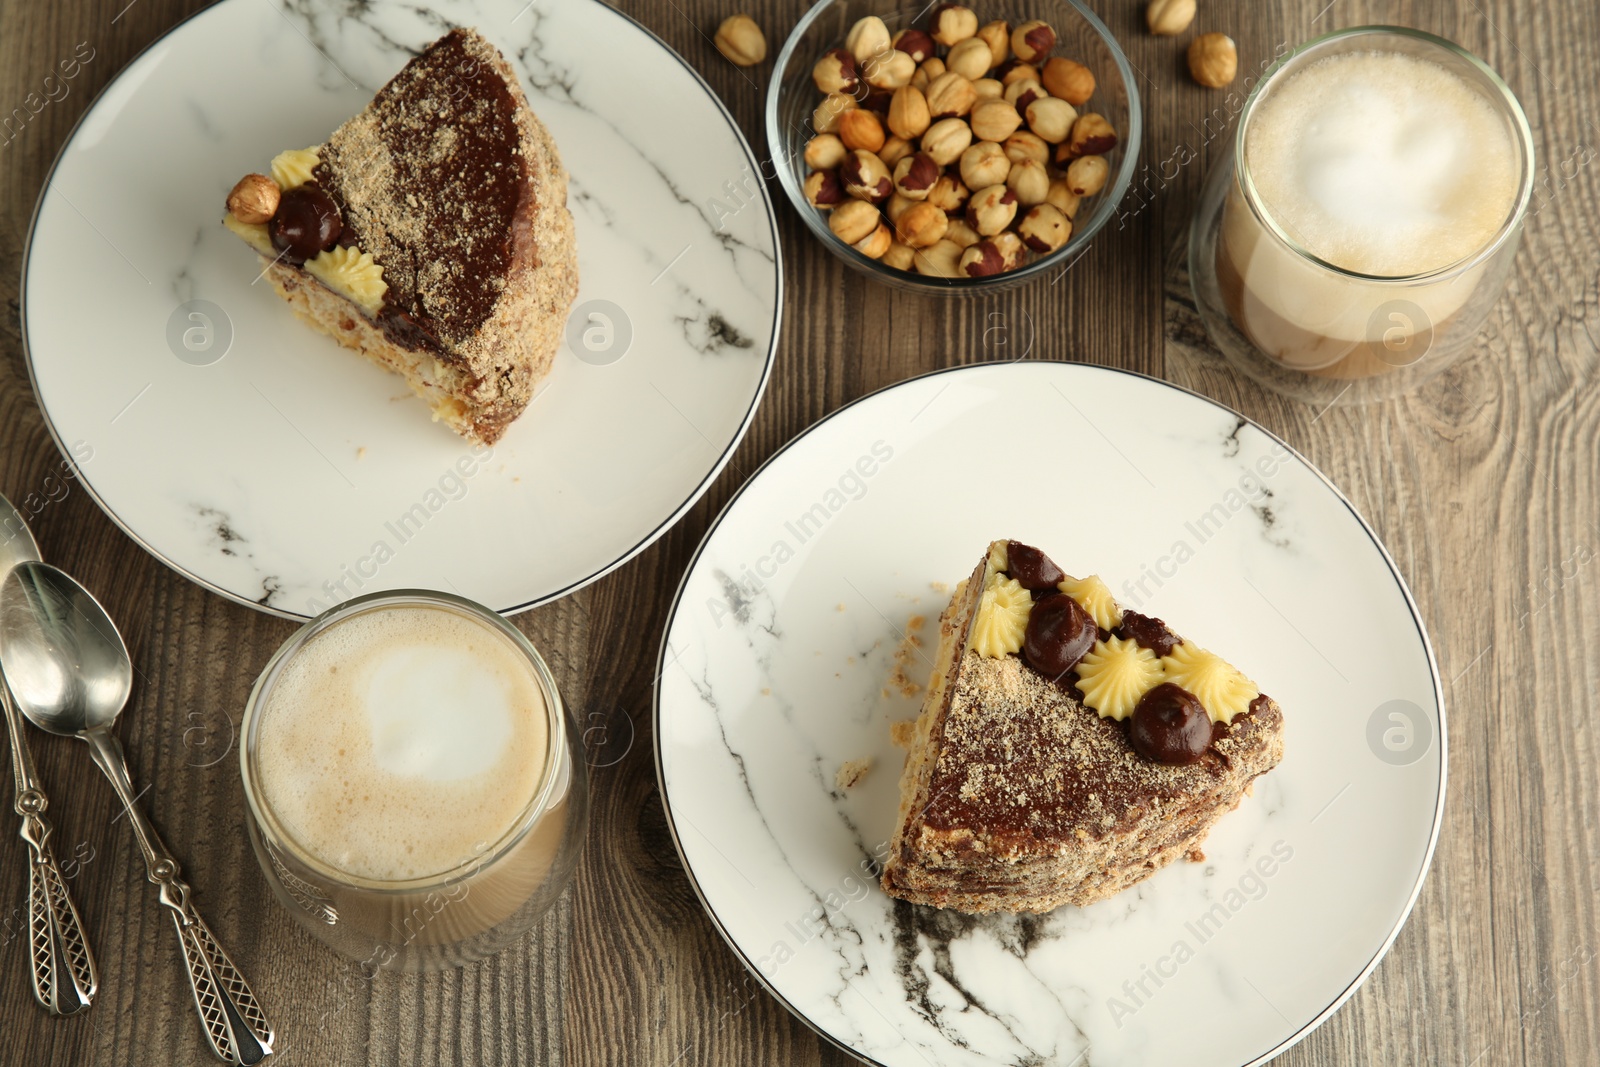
84;728;274;1065
2;678;97;1015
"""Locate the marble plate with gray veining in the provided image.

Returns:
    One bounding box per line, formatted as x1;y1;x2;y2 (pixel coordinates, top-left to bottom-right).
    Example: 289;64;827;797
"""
656;363;1444;1067
22;0;778;619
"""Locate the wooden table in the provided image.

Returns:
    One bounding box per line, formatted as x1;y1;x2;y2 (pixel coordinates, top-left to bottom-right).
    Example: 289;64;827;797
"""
1;0;1596;1063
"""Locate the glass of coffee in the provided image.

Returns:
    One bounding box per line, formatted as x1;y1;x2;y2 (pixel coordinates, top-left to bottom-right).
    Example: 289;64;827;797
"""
240;590;587;971
1189;26;1534;405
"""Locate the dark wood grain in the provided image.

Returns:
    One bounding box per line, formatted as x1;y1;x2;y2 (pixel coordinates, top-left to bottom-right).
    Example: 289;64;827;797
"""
0;0;1596;1064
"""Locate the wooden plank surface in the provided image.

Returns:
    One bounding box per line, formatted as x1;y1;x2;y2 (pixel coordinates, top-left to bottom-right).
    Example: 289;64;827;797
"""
0;0;1596;1064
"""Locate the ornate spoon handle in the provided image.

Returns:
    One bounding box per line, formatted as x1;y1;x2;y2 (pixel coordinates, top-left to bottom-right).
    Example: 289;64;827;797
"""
84;727;273;1064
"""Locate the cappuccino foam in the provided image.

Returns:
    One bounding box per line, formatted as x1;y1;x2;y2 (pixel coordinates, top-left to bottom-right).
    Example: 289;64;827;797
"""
256;605;548;882
1245;52;1518;276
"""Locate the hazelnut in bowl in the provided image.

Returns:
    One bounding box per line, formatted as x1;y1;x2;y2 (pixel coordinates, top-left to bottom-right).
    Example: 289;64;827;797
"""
767;0;1141;290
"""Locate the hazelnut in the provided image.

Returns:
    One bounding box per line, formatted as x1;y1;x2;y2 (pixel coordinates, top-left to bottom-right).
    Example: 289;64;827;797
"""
921;117;973;165
1041;57;1096;105
966;183;1018;235
892;29;936;64
714;14;767;66
1003;130;1049;165
1003;78;1048;111
226;173;279;224
959;240;1006;277
865;49;916;90
845;16;892;64
895;200;950;248
838;109;886;153
804;133;847;171
882;240;917;271
912;56;946;91
855;221;893;259
1065;154;1109;196
970;98;1022;142
992;231;1025;268
1045;178;1081;217
1006;158;1050;206
884;192;917;224
812;92;856;133
915;238;965;277
1011;20;1056;64
946;38;993;81
1067;113;1118;157
924;71;977;118
1026;97;1078;143
1018;203;1071;253
975;21;1010;67
804;169;846;210
893;151;941;199
813;49;859;94
926;173;970;213
840;149;893;203
929;4;979;47
1146;0;1196;36
944;216;983;248
996;59;1040;86
959;141;1011;190
1189;33;1238;88
888;85;931;140
829;199;880;244
973;78;1003;100
861;88;894;114
878;136;914;168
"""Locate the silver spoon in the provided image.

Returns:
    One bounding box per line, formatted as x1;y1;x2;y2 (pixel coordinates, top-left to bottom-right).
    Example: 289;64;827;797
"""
0;561;273;1064
0;499;96;1015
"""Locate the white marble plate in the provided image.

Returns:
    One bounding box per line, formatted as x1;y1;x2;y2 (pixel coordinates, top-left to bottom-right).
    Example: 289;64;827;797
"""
22;0;778;618
656;363;1444;1067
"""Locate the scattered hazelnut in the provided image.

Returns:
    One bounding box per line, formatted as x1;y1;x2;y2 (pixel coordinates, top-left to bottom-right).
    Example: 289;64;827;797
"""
714;14;767;66
1010;20;1056;64
912;56;946;91
1003;78;1048;111
1003;130;1050;165
813;49;859;94
855;220;893;258
1188;33;1238;88
226;173;279;224
973;78;1003;99
959;141;1012;190
916;238;965;277
930;4;979;46
883;240;917;271
840;149;893;203
804;169;845;210
946;38;993;80
892;29;936;64
944;216;983;248
1040;57;1096;105
895;200;950;248
1067;113;1118;157
975;20;1011;67
878;136;914;168
1065;154;1108;196
838;109;887;153
1146;0;1196;36
1018;203;1071;252
804;134;847;171
1006;158;1050;206
865;49;917;90
1025;97;1078;143
845;16;892;64
967;183;1019;235
970;98;1023;142
884;192;918;224
926;172;970;213
924;71;977;118
921;117;973;165
888;85;932;140
812;92;856;133
996;59;1039;86
829;199;880;244
893;151;941;199
959;239;1006;277
1045;178;1081;217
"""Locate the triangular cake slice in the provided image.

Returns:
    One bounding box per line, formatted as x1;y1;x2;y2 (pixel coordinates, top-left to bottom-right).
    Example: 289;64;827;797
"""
882;540;1285;913
222;28;578;444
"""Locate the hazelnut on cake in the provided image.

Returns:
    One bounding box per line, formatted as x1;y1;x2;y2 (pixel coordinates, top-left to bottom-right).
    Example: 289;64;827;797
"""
882;540;1284;913
222;28;578;445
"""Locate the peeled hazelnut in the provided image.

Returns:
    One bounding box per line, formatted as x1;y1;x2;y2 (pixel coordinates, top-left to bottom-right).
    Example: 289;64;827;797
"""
924;72;977;118
855;221;892;259
1041;57;1096;105
1146;0;1196;36
1189;33;1238;88
946;38;993;81
865;49;916;90
1067;113;1118;157
804;134;847;171
884;192;917;224
892;29;936;64
959;240;1006;277
944;216;983;248
926;173;970;213
970;98;1023;142
912;56;946;91
1045;178;1081;217
1004;130;1050;165
975;20;1011;67
922;117;973;166
959;141;1011;190
1018;203;1071;253
840;149;893;203
813;49;859;94
973;78;1003;100
888;86;931;140
804;169;846;210
838;109;886;153
226;173;279;224
929;4;979;46
1004;79;1049;110
829;199;880;244
916;239;964;277
1011;20;1056;64
714;14;767;66
813;92;856;133
1006;158;1051;206
1066;154;1109;196
878;136;914;168
845;16;892;64
992;231;1025;269
895;200;950;248
892;152;941;200
966;183;1018;235
996;59;1040;86
882;240;917;271
1026;97;1078;143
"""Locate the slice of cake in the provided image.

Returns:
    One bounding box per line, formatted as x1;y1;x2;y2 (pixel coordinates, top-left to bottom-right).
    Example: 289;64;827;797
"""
222;28;578;444
882;540;1284;913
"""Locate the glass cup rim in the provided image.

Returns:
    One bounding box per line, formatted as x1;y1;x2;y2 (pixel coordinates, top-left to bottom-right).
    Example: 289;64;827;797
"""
239;588;568;896
1232;25;1536;285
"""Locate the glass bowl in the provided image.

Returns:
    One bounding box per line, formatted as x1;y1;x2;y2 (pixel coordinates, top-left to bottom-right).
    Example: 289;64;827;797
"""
766;0;1142;292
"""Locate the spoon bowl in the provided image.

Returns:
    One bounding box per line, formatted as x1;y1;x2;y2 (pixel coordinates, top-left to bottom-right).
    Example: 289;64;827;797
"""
0;562;132;737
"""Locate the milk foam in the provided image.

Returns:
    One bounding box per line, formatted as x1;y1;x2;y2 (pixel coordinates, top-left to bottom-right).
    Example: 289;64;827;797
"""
1245;52;1518;276
255;605;548;882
